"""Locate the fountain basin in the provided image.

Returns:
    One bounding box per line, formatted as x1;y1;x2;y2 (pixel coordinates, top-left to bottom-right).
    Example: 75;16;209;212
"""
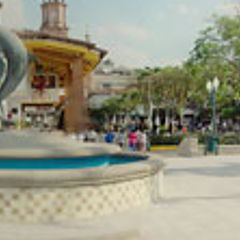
0;153;164;223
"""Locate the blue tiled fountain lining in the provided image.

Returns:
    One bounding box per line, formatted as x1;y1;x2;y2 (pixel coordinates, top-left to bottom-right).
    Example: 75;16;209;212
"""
0;155;147;170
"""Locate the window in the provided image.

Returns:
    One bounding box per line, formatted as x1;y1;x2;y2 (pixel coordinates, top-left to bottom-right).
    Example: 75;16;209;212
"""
102;83;111;89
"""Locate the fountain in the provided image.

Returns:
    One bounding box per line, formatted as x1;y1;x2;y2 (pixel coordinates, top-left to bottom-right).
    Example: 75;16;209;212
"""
0;1;164;224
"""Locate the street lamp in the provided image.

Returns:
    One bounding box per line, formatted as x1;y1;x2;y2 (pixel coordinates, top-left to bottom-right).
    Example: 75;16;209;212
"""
206;77;219;135
205;77;219;154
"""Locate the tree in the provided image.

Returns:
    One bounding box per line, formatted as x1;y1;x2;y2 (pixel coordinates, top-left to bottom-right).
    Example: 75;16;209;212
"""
149;67;193;127
186;13;240;107
102;96;122;115
136;67;161;110
151;67;193;109
119;90;141;113
100;89;141;118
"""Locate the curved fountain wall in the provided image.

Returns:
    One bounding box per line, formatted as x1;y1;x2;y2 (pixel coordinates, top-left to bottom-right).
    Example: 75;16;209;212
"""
0;155;164;223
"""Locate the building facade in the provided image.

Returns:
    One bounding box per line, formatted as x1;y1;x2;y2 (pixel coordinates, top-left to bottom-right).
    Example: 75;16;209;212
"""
6;0;106;132
89;60;137;109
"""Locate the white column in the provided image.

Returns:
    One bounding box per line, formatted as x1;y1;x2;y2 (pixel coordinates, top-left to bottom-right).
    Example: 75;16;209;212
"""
165;109;169;129
17;105;22;130
2;100;7;119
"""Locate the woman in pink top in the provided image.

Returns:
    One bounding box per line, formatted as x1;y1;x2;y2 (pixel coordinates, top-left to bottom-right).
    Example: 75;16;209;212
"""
128;130;137;151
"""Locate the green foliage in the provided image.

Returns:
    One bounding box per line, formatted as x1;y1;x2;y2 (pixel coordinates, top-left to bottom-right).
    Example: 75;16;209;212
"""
198;133;240;145
136;67;161;110
150;135;185;145
159;125;168;135
186;13;240;107
88;108;106;128
198;132;206;144
151;67;193;109
98;13;240;121
119;90;141;112
220;134;240;145
100;90;141;116
221;107;236;119
136;66;193;120
102;96;122;115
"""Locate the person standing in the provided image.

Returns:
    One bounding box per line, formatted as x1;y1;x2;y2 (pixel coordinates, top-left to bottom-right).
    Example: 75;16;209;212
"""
146;131;151;152
88;129;98;142
182;126;187;135
128;130;137;151
116;129;125;148
105;130;115;143
139;131;147;153
135;129;141;151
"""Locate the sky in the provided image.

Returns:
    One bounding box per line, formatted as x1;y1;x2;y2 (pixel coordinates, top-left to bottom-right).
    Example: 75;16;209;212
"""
1;0;239;68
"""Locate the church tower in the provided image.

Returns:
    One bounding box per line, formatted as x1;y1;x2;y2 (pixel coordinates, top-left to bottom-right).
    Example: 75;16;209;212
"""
40;0;68;37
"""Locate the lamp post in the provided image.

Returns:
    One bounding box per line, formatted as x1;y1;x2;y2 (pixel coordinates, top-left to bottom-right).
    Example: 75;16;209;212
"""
206;77;219;134
206;77;219;154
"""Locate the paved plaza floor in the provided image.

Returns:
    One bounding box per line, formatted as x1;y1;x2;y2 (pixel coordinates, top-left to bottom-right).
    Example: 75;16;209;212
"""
0;129;120;157
0;130;240;239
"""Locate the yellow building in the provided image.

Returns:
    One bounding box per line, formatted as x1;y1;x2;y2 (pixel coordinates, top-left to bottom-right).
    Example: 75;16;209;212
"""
8;0;106;133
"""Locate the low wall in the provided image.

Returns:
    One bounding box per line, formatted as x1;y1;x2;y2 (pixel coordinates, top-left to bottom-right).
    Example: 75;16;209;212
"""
178;137;199;157
0;154;164;223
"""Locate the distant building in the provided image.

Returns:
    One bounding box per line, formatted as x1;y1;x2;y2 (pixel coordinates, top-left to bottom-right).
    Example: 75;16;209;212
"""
89;59;137;109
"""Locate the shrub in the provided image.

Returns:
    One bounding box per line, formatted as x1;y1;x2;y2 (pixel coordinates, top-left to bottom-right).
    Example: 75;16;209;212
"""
150;134;185;145
198;132;206;144
198;133;240;145
220;134;240;145
222;107;237;119
158;125;168;135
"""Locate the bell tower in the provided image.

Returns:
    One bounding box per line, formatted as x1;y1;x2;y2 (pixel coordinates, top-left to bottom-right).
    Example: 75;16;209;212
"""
40;0;68;37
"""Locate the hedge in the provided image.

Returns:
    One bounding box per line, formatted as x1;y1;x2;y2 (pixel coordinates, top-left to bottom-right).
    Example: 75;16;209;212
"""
150;135;185;145
198;133;240;145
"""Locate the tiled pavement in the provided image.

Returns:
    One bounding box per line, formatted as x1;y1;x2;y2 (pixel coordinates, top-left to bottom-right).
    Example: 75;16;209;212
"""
0;131;240;239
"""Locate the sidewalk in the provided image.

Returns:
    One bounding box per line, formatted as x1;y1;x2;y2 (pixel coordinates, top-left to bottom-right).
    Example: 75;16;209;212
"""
1;153;240;239
0;131;240;239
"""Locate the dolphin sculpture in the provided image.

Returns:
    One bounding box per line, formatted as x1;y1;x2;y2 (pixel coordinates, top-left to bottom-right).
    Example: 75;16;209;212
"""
0;26;28;102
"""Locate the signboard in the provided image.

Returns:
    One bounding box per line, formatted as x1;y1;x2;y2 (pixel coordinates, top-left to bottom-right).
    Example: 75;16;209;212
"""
32;74;56;90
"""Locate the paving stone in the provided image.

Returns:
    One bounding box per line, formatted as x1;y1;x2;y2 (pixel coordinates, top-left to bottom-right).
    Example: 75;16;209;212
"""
0;131;240;239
